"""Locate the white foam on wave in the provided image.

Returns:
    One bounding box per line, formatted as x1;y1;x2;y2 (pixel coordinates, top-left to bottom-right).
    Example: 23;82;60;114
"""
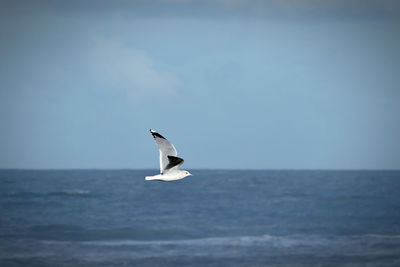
62;189;90;195
363;234;400;239
80;235;275;247
37;234;400;262
78;233;400;249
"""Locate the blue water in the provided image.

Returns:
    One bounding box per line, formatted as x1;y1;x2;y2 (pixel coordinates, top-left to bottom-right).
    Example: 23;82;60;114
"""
1;170;400;266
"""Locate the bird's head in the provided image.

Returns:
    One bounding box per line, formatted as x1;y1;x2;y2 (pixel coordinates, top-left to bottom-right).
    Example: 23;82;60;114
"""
184;171;194;177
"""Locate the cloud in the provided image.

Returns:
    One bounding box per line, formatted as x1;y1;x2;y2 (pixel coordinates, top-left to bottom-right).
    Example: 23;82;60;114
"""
90;37;180;99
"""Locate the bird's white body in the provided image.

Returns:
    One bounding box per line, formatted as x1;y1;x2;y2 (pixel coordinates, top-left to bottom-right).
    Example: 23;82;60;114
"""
145;170;191;181
146;129;193;182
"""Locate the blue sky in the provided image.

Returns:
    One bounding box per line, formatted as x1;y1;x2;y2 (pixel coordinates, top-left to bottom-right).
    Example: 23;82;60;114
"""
1;0;400;169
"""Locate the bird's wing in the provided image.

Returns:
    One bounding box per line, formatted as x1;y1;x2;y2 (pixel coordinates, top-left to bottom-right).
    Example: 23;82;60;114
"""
164;156;184;173
150;129;178;173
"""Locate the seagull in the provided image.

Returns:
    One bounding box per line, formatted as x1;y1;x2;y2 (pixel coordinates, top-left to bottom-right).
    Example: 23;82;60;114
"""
145;129;193;181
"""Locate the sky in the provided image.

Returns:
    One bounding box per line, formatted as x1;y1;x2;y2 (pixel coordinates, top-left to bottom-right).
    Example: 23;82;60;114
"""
0;0;400;170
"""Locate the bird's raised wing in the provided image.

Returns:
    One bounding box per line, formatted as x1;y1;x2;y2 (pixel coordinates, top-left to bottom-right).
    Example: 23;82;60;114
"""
150;129;178;174
165;156;184;172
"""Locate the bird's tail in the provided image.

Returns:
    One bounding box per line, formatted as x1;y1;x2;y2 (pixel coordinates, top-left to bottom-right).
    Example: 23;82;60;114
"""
145;176;156;181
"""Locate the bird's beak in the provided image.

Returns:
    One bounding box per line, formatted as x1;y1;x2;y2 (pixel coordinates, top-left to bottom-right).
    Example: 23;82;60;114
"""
189;173;194;176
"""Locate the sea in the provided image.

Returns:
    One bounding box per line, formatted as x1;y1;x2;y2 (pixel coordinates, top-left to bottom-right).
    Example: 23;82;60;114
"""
1;169;400;266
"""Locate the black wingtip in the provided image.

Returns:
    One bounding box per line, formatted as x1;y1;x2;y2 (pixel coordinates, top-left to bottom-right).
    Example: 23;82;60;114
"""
149;129;166;139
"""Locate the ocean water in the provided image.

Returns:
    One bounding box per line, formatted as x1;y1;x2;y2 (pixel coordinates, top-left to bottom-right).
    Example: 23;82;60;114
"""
1;170;400;266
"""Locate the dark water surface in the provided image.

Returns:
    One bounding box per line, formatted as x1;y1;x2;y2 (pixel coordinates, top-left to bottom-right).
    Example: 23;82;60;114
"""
1;170;400;266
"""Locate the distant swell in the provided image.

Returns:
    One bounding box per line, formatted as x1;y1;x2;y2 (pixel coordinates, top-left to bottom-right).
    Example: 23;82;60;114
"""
48;190;90;196
6;190;91;197
4;234;400;265
75;233;400;248
33;234;400;261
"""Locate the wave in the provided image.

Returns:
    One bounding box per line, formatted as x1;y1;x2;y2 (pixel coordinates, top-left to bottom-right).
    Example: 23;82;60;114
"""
29;224;85;233
48;190;90;196
75;233;400;248
7;233;400;265
5;189;91;198
363;234;400;239
34;233;400;262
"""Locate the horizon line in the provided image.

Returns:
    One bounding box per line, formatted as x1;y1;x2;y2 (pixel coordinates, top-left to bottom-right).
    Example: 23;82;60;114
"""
0;168;399;172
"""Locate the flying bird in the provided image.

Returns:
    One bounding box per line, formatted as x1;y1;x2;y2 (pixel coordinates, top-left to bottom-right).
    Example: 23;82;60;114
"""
145;129;193;181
